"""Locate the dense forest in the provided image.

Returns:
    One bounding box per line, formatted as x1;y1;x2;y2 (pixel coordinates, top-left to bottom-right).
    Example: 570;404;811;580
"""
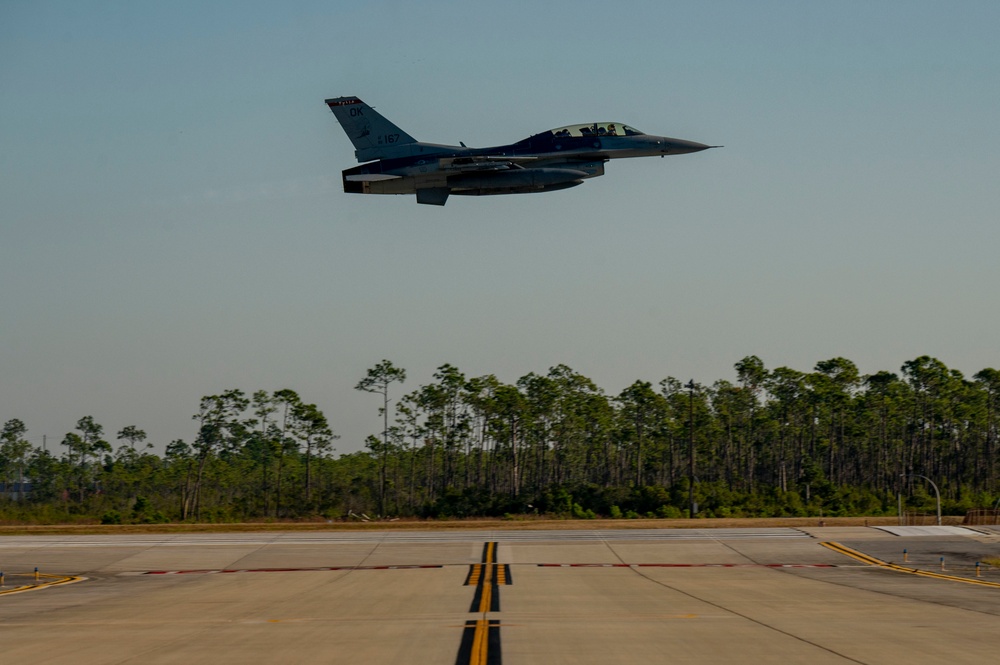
1;355;998;524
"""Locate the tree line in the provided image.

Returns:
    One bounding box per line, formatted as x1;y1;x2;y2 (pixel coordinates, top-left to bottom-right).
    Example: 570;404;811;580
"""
1;355;998;524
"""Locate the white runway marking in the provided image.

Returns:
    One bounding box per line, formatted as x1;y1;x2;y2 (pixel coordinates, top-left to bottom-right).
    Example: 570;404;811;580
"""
873;526;980;537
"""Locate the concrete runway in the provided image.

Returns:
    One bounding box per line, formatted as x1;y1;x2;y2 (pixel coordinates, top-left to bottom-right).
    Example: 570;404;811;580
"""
1;526;999;664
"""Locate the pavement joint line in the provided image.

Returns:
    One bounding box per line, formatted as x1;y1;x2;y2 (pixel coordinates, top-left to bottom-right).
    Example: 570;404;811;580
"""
598;539;872;665
0;573;86;596
821;541;1000;589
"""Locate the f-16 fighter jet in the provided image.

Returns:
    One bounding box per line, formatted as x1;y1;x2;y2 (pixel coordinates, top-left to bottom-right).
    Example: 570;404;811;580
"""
326;96;716;206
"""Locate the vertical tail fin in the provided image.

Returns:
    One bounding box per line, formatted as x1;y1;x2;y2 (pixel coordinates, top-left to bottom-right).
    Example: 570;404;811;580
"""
325;96;416;162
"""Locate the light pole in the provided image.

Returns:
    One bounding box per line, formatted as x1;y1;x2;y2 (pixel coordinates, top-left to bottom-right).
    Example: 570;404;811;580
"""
898;474;907;526
687;379;697;518
901;474;942;526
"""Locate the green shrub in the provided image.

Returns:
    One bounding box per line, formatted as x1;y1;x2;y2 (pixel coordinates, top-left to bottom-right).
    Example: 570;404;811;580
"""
655;505;683;518
100;510;122;525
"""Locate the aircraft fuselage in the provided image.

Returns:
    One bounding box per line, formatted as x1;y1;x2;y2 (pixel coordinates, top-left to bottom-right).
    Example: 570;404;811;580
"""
327;97;715;205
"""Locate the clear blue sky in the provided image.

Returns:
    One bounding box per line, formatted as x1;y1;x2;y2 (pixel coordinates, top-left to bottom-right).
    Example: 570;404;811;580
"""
3;1;998;454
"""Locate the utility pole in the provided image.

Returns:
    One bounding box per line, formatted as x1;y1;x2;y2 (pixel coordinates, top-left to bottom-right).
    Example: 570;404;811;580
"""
687;379;697;518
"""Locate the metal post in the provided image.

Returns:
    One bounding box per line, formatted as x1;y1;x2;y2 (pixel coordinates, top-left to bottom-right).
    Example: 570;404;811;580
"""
901;474;942;526
687;379;696;518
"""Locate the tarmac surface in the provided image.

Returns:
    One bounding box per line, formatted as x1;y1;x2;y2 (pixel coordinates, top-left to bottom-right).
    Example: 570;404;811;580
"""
1;526;999;664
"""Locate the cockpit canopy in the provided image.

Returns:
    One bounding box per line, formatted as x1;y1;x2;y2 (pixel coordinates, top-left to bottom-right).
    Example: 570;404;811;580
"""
546;123;645;139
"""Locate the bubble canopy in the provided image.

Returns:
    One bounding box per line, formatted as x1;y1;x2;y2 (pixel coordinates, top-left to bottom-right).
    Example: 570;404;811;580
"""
544;123;645;138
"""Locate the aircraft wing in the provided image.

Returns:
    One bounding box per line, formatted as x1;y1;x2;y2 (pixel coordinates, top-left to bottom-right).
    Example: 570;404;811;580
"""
482;155;539;163
439;155;538;171
344;173;401;182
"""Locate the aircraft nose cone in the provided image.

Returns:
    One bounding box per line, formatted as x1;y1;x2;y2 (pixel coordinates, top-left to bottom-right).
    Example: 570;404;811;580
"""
667;139;713;154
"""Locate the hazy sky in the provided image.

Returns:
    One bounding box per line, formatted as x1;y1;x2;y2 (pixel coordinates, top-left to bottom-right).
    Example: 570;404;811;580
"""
3;1;998;455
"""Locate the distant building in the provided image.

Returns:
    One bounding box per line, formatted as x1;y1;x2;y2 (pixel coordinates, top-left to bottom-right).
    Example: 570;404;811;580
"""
0;481;34;500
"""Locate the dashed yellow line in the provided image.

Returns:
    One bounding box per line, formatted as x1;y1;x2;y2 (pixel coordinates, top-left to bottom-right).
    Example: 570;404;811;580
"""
0;573;85;596
821;542;1000;589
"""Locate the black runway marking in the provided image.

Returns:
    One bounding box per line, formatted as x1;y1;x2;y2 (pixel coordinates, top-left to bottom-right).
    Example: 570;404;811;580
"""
455;619;502;665
457;542;505;664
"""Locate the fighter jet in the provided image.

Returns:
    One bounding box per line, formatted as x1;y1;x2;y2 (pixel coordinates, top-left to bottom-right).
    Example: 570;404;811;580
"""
326;96;716;206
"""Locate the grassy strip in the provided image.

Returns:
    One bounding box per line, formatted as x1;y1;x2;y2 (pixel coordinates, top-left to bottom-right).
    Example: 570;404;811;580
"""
0;515;910;536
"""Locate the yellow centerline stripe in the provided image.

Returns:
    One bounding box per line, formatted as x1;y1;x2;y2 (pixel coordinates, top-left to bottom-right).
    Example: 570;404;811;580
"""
0;574;85;596
821;541;883;566
821;542;1000;589
469;619;489;665
463;542;500;665
478;562;494;613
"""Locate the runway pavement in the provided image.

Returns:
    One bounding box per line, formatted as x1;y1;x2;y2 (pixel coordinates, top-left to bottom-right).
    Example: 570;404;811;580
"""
1;526;999;664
